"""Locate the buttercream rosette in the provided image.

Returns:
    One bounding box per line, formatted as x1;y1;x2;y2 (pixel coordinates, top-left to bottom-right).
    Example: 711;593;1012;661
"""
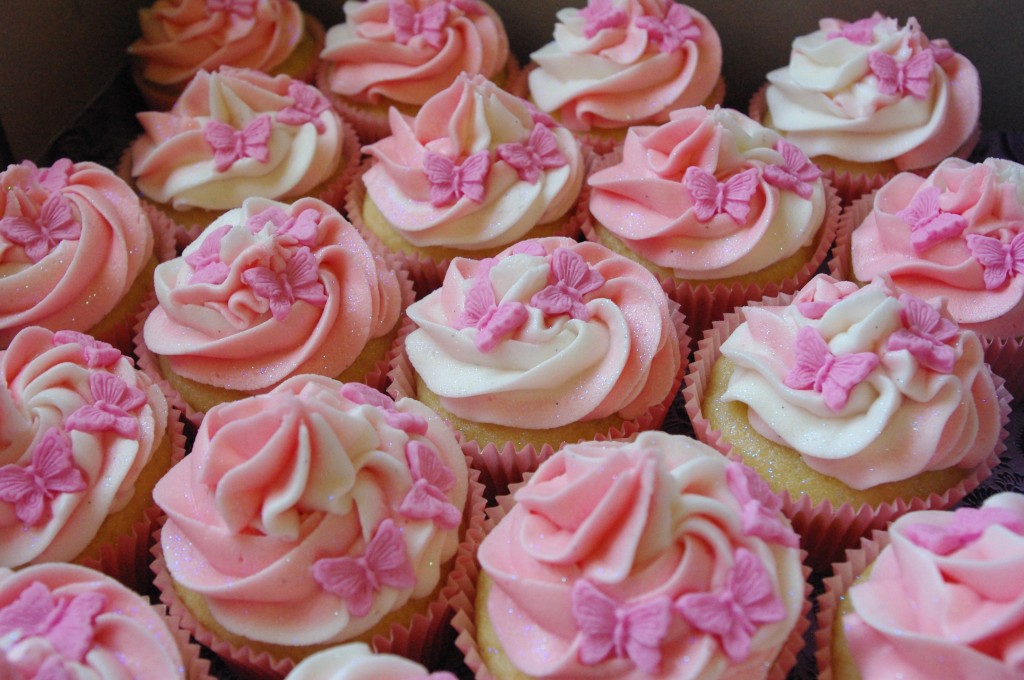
816;493;1024;680
285;642;457;680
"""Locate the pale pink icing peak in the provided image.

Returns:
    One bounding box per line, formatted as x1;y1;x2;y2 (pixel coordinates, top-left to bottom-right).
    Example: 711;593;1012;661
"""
284;642;457;680
826;15;881;44
51;331;120;369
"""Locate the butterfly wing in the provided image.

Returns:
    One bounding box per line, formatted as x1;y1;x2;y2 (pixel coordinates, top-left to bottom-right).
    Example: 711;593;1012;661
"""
897;186;940;229
822;352;879;411
966;234;1012;290
285;247;327;308
455;276;496;329
0;582;55;638
0;464;44;525
240;115;271;164
571;580;617;666
784;327;830;391
364;519;417;590
400;480;461;528
496;141;540;183
184;224;229;270
529;123;566;169
32;429;86;495
1009;232;1024;277
730;550;785;624
720;168;759;224
683;167;723;222
407;441;455;492
311;556;375;617
476;301;528;351
424;152;458;206
0;215;49;262
868;51;901;96
89;372;146;413
622;598;671;673
204;120;241;171
418;2;449;49
456;151;491;203
389;0;417;44
38;194;80;241
902;49;935;98
241;266;292;320
46;592;106;662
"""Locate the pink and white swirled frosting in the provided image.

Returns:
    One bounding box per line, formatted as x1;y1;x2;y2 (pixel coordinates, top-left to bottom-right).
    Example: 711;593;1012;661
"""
0;327;168;567
362;73;585;250
154;375;468;646
0;563;186;680
143;196;403;392
528;0;722;131
588;106;828;279
319;0;510;106
478;431;804;679
129;0;307;90
718;274;1001;490
131;66;346;211
286;642;456;680
840;492;1024;679
404;236;681;429
764;13;980;170
851;157;1024;339
0;159;153;346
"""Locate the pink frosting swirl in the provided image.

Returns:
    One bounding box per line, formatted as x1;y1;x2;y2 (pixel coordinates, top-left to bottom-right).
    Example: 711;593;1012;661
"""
588;106;827;278
404;237;681;428
851;157;1024;338
0;159;154;346
0;563;185;679
154;375;468;645
143;196;403;392
528;0;722;131
0;327;168;567
320;0;510;106
129;0;306;89
842;493;1024;679
478;431;804;679
286;642;456;680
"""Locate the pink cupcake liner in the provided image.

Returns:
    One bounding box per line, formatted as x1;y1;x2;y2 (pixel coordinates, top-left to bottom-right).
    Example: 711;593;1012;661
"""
683;296;1011;571
828;189;877;282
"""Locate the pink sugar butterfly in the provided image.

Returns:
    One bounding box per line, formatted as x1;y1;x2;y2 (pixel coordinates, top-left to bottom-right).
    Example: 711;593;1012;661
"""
684;167;759;225
0;581;106;663
277;82;331;134
339;383;429;435
896;186;968;253
52;330;121;368
311;518;417;618
762;140;821;200
496;124;567;184
399;441;461;528
245;206;289;234
424;150;490;207
579;0;628;39
966;232;1024;290
530;247;604;321
206;0;256;18
886;294;958;373
928;38;955;64
389;0;449;49
675;549;786;662
524;101;557;129
185;224;231;285
725;463;799;547
276;208;323;247
868;49;934;99
35;158;74;192
0;192;81;263
0;428;87;526
241;246;327;322
826;15;881;44
905;506;1024;555
204;114;272;172
455;275;528;352
65;372;147;439
635;2;701;53
784;326;879;412
572;579;672;673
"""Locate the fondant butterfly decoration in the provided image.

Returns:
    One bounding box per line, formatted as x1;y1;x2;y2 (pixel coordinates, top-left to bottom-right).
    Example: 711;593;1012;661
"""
65;373;148;439
0;428;87;526
0;192;81;263
0;581;106;663
52;330;121;368
389;0;449;49
725;463;799;547
868;49;935;99
206;0;256;18
241;246;327;322
278;82;331;134
424;150;491;207
762;140;821;200
904;506;1024;555
826;15;880;44
204;114;272;172
34;158;74;192
579;0;628;39
572;579;672;673
635;3;701;53
185;224;231;285
531;247;605;321
455;275;528;352
339;383;429;435
896;186;967;253
275;208;323;247
965;232;1024;290
245;206;289;234
524;101;557;129
784;326;879;412
496;125;567;184
399;441;461;528
886;294;957;373
683;167;759;225
311;518;417;618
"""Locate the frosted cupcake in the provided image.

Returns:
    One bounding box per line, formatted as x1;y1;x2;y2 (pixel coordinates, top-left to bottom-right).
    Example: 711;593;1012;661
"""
285;643;456;679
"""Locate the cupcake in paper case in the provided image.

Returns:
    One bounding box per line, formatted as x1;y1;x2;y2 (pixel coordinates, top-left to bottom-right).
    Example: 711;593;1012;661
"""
586;105;839;337
527;0;724;154
317;0;517;143
755;13;980;203
285;642;457;679
126;66;359;248
465;431;808;680
152;375;476;677
685;273;1009;569
137;195;411;425
128;0;325;110
817;493;1024;680
349;73;587;293
0;158;164;355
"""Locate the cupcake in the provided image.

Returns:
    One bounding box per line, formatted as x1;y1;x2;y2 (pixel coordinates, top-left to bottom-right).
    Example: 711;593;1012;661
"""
685;274;1008;568
527;0;724;154
461;430;808;679
152;374;478;677
817;492;1024;679
586;105;839;337
137;195;410;425
128;0;325;111
754;13;981;202
349;73;587;293
126;66;359;248
285;642;456;679
0;563;212;679
0;158;164;355
317;0;517;143
0;327;178;586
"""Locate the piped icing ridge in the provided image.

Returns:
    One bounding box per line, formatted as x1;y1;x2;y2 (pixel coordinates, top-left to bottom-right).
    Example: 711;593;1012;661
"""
154;375;468;646
0;327;168;567
285;642;457;679
477;431;804;679
362;73;585;250
143;196;403;392
131;67;347;211
588;106;828;279
319;0;511;107
841;492;1024;679
528;0;722;131
404;236;681;429
0;159;154;345
851;157;1024;338
129;0;306;90
0;563;185;679
719;274;1001;490
764;13;980;170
